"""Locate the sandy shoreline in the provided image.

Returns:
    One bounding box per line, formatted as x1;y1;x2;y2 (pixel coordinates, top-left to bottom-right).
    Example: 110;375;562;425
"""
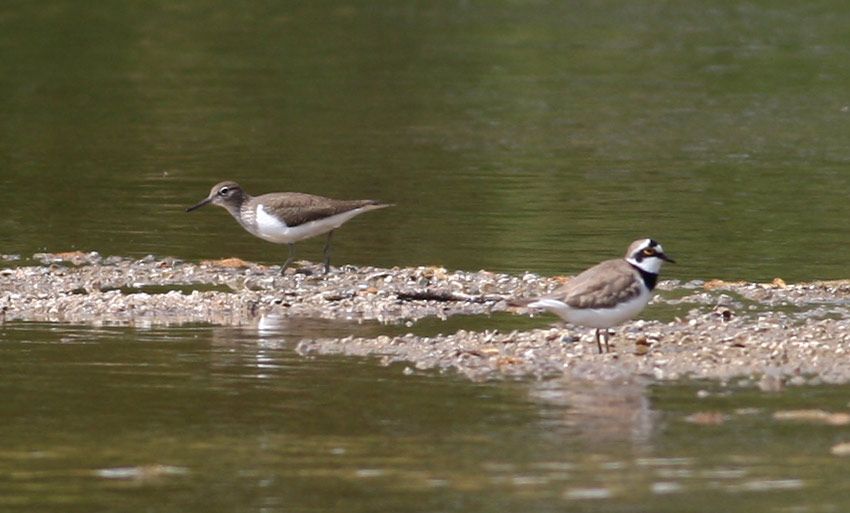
3;251;850;385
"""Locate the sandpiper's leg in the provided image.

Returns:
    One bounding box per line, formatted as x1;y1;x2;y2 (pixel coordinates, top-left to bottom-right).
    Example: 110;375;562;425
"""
282;243;296;273
603;330;611;353
595;329;603;354
322;230;334;274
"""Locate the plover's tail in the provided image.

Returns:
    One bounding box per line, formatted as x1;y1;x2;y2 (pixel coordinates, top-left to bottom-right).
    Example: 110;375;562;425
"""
507;297;571;321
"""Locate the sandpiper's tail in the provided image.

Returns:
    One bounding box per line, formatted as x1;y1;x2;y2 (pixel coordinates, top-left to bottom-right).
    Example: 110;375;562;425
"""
363;200;394;209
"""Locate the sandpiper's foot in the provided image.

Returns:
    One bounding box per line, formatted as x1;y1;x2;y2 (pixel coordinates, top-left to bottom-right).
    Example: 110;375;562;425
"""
281;243;297;275
294;266;315;276
322;231;334;275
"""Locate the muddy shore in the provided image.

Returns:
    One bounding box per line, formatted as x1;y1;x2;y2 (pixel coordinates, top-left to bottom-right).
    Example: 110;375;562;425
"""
3;252;850;385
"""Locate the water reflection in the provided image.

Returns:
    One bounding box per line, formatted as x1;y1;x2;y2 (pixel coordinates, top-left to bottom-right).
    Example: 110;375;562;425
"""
529;377;657;449
253;313;377;340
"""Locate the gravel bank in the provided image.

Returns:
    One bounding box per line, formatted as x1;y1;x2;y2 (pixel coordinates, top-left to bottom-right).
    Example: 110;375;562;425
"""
297;277;850;384
3;252;850;385
0;252;532;325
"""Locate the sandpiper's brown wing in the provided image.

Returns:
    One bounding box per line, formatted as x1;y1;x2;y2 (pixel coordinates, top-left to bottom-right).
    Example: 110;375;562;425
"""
257;193;387;227
550;259;643;309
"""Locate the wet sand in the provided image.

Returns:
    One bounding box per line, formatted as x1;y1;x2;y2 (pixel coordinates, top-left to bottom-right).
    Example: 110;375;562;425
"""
3;252;850;385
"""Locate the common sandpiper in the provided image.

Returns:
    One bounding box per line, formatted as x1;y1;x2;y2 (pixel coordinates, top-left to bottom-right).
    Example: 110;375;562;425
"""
187;181;392;273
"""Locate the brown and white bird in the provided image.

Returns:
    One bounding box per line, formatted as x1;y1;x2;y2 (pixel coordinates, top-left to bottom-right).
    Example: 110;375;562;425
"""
187;181;391;273
512;239;675;353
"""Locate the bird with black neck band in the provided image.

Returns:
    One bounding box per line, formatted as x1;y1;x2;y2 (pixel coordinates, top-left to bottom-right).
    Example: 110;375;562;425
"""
511;238;675;353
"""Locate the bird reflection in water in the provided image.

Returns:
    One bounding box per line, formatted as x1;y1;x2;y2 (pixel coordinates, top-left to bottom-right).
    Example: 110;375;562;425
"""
528;374;657;448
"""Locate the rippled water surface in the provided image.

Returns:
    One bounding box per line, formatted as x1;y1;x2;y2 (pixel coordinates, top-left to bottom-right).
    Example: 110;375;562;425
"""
2;322;850;512
2;1;850;280
3;1;850;511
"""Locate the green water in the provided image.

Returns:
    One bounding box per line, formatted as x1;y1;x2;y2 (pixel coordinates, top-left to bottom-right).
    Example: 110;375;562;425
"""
3;1;850;280
3;1;850;511
2;323;850;512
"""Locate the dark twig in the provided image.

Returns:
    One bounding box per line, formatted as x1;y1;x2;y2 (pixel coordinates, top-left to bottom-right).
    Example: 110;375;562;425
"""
396;290;505;304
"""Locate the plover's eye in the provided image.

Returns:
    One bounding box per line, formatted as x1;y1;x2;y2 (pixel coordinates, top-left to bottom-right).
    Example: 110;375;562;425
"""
642;248;656;257
218;187;229;196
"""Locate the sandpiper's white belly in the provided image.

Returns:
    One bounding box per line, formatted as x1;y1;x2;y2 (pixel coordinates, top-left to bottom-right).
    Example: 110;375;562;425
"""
527;289;652;329
252;205;372;244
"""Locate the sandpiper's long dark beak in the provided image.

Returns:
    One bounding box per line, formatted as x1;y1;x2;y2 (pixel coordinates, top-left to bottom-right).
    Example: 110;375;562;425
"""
186;196;213;212
660;253;676;264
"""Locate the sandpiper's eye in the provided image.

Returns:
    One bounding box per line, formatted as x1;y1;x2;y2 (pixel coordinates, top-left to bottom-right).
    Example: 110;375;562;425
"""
642;248;656;257
218;187;229;196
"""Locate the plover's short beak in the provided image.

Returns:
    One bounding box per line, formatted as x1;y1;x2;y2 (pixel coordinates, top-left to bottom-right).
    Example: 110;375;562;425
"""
661;253;676;264
186;196;213;212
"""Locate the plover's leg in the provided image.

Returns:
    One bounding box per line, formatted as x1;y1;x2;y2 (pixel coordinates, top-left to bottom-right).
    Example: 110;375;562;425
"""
595;329;603;354
322;230;334;274
282;243;296;273
603;330;611;353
